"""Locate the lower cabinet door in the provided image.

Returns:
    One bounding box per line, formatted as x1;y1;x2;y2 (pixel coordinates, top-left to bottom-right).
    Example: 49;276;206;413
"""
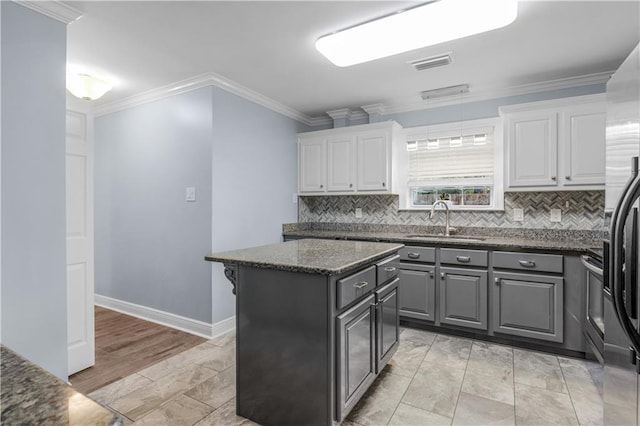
375;278;399;373
493;271;564;342
398;265;436;321
439;267;488;330
336;294;376;422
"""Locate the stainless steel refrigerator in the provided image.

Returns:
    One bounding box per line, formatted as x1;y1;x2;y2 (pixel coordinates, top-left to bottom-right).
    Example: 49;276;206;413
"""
605;43;640;425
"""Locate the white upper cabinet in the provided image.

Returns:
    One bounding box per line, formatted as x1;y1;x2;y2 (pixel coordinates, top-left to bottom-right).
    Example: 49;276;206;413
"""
507;111;558;187
357;131;389;191
327;135;356;192
298;121;401;195
298;136;326;193
561;104;606;186
501;94;606;191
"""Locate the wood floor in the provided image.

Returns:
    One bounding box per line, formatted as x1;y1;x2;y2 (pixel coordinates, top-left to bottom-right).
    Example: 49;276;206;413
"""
69;306;206;394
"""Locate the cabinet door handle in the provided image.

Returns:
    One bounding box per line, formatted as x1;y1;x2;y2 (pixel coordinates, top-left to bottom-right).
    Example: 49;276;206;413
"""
320;184;324;188
495;277;501;284
354;281;369;289
407;252;420;259
456;256;471;263
349;183;353;188
440;272;445;279
429;271;434;278
384;266;396;272
382;182;386;187
551;176;557;181
518;260;536;268
565;176;571;181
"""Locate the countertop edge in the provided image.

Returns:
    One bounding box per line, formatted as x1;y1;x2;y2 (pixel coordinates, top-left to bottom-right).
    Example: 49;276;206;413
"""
281;231;599;253
206;243;403;275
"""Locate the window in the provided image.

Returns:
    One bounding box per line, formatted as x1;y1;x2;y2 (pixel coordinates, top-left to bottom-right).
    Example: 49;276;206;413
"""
399;118;503;210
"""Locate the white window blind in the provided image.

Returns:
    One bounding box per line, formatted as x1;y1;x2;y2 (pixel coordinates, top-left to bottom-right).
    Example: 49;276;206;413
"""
407;130;494;186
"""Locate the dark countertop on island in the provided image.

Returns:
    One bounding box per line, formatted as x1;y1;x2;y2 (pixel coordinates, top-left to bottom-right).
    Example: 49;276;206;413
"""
282;223;605;253
1;346;121;425
205;239;404;275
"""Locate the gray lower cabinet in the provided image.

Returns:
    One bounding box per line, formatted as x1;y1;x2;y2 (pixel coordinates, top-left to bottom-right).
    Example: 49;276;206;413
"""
375;278;400;372
439;267;488;330
337;294;376;420
492;271;564;342
398;264;436;321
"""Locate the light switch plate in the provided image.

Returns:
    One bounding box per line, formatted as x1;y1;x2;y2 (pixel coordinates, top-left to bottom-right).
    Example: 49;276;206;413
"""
550;208;562;222
355;208;363;218
186;187;196;202
292;193;298;204
513;208;524;222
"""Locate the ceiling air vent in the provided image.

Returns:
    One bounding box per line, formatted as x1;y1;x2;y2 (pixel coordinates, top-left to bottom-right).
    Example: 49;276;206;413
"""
409;53;452;71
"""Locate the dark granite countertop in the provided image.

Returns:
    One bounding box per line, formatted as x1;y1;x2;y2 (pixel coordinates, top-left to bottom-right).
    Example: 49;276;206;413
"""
205;239;404;275
1;346;122;425
282;225;603;254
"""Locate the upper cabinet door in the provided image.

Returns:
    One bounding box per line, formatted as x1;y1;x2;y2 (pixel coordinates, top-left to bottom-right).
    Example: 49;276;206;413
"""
327;135;356;192
299;137;326;193
561;105;606;186
507;111;558;188
357;131;389;191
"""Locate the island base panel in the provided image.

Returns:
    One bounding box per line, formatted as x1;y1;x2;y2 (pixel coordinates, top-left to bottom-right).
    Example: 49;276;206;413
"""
236;266;334;426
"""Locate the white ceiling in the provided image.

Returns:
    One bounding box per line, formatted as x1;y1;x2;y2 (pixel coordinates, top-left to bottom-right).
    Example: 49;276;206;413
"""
66;1;640;120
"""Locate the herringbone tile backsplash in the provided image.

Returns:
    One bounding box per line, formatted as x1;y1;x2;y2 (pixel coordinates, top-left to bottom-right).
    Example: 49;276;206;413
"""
298;191;604;230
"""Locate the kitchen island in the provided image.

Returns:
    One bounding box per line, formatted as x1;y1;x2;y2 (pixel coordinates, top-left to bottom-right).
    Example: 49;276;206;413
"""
205;239;403;426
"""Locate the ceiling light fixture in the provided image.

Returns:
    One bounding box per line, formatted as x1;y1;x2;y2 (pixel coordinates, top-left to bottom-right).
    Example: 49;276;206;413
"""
66;73;112;101
420;84;469;100
315;0;518;67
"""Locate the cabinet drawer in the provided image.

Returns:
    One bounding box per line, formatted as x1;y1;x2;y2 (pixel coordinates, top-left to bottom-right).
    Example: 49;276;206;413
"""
399;246;435;263
337;266;377;309
440;248;488;267
376;255;399;286
493;251;563;274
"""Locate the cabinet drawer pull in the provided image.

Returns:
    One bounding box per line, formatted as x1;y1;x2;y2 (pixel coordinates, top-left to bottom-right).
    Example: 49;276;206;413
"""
565;176;571;181
407;252;421;259
551;176;557;181
384;266;396;272
518;260;536;268
354;281;369;289
456;256;471;263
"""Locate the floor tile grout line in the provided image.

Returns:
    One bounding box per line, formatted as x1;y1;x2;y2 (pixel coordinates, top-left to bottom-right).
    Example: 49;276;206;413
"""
448;337;473;425
385;331;439;425
557;356;585;425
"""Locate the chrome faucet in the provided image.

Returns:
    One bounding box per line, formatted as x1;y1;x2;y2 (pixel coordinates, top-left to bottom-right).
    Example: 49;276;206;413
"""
430;200;453;236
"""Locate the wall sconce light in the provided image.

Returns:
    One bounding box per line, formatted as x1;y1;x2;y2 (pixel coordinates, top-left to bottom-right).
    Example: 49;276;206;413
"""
66;73;112;100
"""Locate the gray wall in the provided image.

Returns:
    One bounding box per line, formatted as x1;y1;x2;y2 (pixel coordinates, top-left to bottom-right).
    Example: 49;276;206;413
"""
1;2;68;379
95;88;214;322
95;86;308;325
210;87;308;322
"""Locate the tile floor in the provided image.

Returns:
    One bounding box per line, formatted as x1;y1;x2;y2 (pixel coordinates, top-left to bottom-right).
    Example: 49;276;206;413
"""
90;327;603;425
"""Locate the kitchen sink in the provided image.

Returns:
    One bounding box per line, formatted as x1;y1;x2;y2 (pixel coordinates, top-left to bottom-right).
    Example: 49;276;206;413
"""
405;234;486;242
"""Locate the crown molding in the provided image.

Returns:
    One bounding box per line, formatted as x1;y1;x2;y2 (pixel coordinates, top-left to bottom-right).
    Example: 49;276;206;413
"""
14;1;82;24
91;69;611;129
379;71;612;115
361;103;386;116
92;71;329;127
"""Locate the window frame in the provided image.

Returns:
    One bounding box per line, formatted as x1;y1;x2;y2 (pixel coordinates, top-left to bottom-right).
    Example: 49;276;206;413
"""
396;117;504;211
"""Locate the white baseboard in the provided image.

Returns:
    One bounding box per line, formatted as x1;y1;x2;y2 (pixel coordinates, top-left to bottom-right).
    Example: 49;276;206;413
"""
94;294;235;339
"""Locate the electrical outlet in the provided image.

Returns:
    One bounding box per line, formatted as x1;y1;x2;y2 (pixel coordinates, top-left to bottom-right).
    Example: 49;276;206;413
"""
292;193;298;204
513;208;524;222
550;209;562;222
355;208;363;218
186;187;196;202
